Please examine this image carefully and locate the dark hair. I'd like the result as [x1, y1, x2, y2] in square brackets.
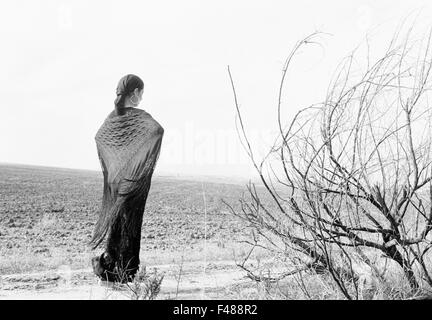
[114, 74, 144, 109]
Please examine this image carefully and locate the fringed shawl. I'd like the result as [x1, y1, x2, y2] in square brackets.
[90, 110, 164, 249]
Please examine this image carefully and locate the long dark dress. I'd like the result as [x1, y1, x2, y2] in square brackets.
[90, 109, 164, 282]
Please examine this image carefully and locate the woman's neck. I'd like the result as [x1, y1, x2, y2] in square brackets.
[115, 106, 131, 116]
[123, 100, 135, 108]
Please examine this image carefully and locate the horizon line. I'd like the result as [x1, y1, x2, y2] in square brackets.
[0, 161, 261, 182]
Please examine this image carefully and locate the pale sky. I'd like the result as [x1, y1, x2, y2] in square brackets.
[1, 0, 431, 178]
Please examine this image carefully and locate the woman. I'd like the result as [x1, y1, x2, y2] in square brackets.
[90, 74, 164, 283]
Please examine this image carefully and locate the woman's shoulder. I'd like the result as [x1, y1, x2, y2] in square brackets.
[107, 107, 145, 119]
[129, 108, 145, 115]
[142, 111, 164, 135]
[107, 110, 117, 119]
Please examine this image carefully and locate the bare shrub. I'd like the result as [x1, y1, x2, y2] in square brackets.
[110, 266, 164, 300]
[225, 25, 432, 299]
[128, 267, 164, 300]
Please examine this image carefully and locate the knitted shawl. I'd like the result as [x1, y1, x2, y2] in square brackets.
[90, 110, 164, 249]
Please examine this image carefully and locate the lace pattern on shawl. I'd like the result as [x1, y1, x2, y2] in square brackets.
[90, 111, 164, 249]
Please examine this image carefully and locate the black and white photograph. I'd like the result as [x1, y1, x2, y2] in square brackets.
[2, 0, 432, 306]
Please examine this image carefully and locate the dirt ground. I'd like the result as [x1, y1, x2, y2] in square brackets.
[0, 163, 275, 299]
[0, 260, 260, 299]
